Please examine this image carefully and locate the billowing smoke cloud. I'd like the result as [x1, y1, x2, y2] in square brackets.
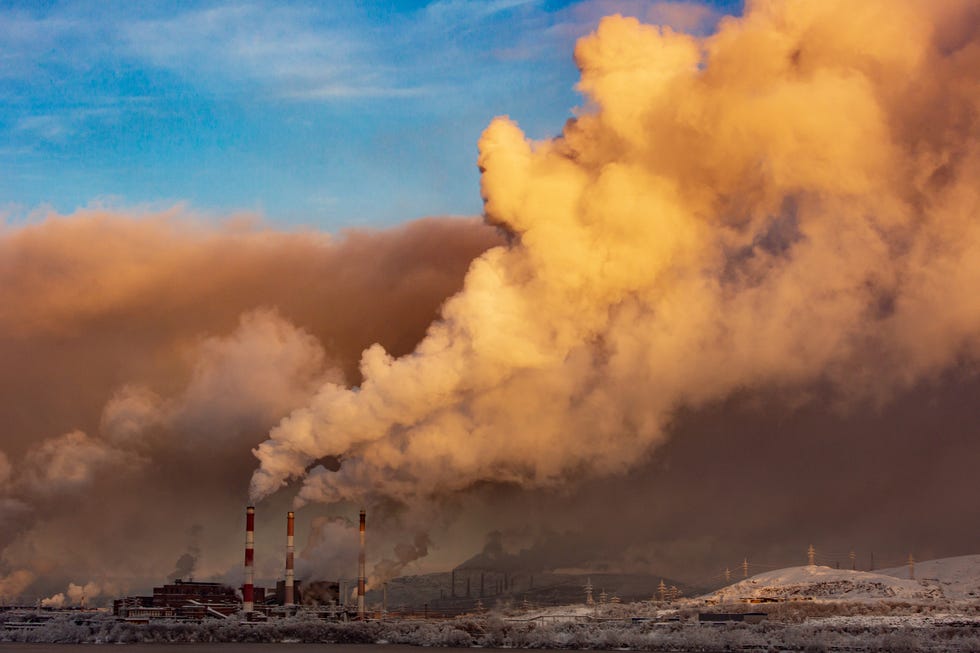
[0, 210, 500, 601]
[2, 0, 979, 604]
[41, 581, 107, 608]
[251, 0, 980, 551]
[67, 581, 102, 605]
[40, 593, 66, 608]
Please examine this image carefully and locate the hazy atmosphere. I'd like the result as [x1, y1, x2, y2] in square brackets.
[1, 0, 978, 610]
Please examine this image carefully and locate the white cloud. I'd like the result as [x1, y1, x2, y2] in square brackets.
[116, 3, 413, 100]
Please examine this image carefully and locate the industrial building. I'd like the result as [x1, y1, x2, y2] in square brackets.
[112, 506, 357, 622]
[113, 580, 239, 621]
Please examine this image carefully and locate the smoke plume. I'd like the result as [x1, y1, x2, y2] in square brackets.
[0, 210, 500, 601]
[2, 0, 979, 602]
[251, 0, 980, 537]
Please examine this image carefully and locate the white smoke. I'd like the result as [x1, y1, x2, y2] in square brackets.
[40, 581, 105, 608]
[250, 0, 980, 523]
[40, 592, 66, 608]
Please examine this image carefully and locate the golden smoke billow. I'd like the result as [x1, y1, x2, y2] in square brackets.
[250, 0, 980, 507]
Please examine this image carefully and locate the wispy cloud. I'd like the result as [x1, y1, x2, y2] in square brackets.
[116, 3, 407, 99]
[0, 1, 729, 104]
[14, 107, 118, 144]
[15, 115, 71, 142]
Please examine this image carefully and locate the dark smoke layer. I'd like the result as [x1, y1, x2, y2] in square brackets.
[0, 210, 501, 602]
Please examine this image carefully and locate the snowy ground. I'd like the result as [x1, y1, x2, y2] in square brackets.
[877, 554, 980, 601]
[707, 564, 944, 602]
[2, 606, 979, 651]
[705, 555, 980, 603]
[1, 556, 977, 650]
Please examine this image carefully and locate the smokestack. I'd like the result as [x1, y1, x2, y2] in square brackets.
[285, 511, 295, 606]
[358, 508, 366, 620]
[243, 505, 255, 614]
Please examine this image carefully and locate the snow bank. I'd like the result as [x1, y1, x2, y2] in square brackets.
[877, 554, 980, 601]
[708, 564, 942, 602]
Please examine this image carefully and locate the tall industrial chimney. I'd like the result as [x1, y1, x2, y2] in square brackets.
[358, 508, 366, 620]
[243, 505, 255, 614]
[285, 511, 295, 606]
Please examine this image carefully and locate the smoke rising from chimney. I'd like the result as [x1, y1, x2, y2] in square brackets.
[250, 0, 980, 522]
[0, 0, 978, 602]
[0, 211, 498, 602]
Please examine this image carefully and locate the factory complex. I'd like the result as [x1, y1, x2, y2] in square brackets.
[110, 506, 353, 623]
[5, 505, 683, 628]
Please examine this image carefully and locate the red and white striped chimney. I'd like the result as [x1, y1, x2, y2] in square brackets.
[358, 508, 366, 620]
[285, 511, 295, 606]
[243, 505, 255, 613]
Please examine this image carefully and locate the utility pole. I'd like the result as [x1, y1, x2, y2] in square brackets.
[808, 544, 816, 567]
[870, 552, 875, 571]
[850, 550, 856, 571]
[908, 553, 915, 580]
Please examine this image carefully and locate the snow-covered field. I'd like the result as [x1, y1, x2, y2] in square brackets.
[708, 564, 942, 602]
[1, 555, 977, 651]
[877, 554, 980, 601]
[706, 555, 980, 603]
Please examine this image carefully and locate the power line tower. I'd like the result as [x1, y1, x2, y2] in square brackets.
[742, 558, 749, 579]
[724, 567, 731, 583]
[908, 553, 915, 580]
[849, 550, 856, 570]
[808, 544, 816, 567]
[658, 579, 667, 602]
[585, 578, 594, 606]
[870, 552, 875, 571]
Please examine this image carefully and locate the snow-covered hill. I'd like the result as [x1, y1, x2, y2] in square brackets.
[707, 565, 943, 602]
[876, 554, 980, 601]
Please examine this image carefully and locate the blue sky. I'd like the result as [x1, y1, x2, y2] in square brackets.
[0, 0, 741, 230]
